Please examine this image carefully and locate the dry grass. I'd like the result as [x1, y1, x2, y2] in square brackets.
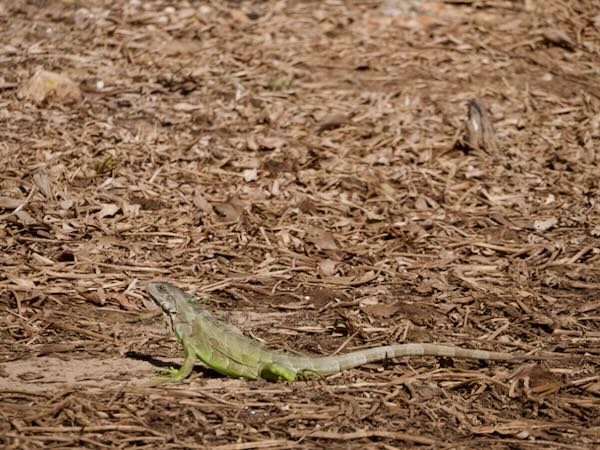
[1, 0, 599, 448]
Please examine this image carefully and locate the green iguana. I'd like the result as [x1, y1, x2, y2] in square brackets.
[147, 281, 546, 382]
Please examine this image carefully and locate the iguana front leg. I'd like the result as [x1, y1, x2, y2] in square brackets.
[155, 336, 196, 382]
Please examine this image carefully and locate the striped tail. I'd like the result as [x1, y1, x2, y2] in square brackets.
[296, 343, 515, 375]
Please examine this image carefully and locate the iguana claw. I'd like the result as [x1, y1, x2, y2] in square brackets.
[153, 366, 185, 382]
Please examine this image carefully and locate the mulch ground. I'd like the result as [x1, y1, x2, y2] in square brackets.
[1, 0, 599, 448]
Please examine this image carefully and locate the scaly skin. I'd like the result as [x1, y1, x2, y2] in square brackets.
[147, 281, 540, 382]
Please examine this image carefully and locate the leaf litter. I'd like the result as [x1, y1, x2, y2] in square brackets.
[1, 0, 599, 448]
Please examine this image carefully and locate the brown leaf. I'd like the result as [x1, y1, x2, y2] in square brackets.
[32, 173, 51, 198]
[12, 210, 37, 225]
[542, 28, 575, 49]
[242, 168, 258, 182]
[395, 303, 431, 326]
[318, 259, 337, 276]
[173, 102, 203, 112]
[98, 203, 120, 218]
[533, 217, 558, 232]
[256, 136, 286, 151]
[323, 270, 377, 286]
[121, 202, 140, 217]
[297, 198, 317, 214]
[112, 293, 141, 311]
[463, 98, 498, 153]
[214, 196, 245, 222]
[130, 197, 163, 211]
[230, 9, 249, 23]
[585, 382, 600, 395]
[159, 39, 204, 56]
[316, 113, 350, 133]
[519, 365, 562, 395]
[193, 189, 214, 214]
[78, 290, 106, 306]
[21, 69, 81, 104]
[414, 196, 429, 210]
[362, 303, 403, 318]
[308, 228, 339, 251]
[7, 277, 36, 289]
[246, 135, 259, 151]
[36, 343, 80, 355]
[0, 197, 23, 209]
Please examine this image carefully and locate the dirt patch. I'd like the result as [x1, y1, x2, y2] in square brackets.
[1, 0, 600, 448]
[0, 356, 151, 393]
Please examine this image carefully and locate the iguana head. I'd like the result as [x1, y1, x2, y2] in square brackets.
[147, 281, 197, 334]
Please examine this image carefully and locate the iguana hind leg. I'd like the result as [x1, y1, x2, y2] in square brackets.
[154, 337, 196, 382]
[259, 362, 297, 381]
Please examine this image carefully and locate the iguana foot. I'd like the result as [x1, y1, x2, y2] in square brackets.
[153, 366, 187, 382]
[296, 369, 323, 382]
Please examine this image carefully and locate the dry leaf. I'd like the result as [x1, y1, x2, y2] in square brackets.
[130, 197, 163, 211]
[79, 291, 106, 306]
[36, 343, 79, 355]
[257, 136, 286, 151]
[13, 210, 36, 225]
[31, 253, 54, 266]
[59, 198, 74, 210]
[8, 277, 36, 289]
[297, 198, 317, 214]
[463, 98, 498, 153]
[246, 135, 259, 151]
[414, 196, 429, 210]
[79, 77, 105, 93]
[318, 259, 337, 276]
[0, 197, 23, 209]
[316, 113, 350, 133]
[354, 270, 378, 285]
[214, 196, 245, 222]
[519, 365, 562, 395]
[230, 9, 249, 23]
[533, 217, 557, 232]
[173, 102, 203, 112]
[324, 270, 377, 286]
[193, 189, 214, 214]
[542, 28, 575, 49]
[362, 303, 403, 318]
[22, 69, 81, 104]
[308, 228, 339, 251]
[33, 173, 51, 198]
[242, 168, 258, 182]
[112, 292, 140, 311]
[159, 39, 204, 56]
[98, 204, 120, 218]
[585, 382, 600, 394]
[121, 202, 140, 217]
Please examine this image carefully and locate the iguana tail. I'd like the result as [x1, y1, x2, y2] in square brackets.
[284, 343, 515, 376]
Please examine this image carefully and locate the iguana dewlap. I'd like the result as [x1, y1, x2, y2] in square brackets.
[147, 281, 541, 382]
